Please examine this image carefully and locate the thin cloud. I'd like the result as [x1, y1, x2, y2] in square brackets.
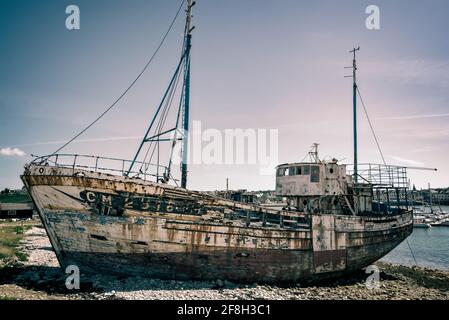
[0, 147, 26, 157]
[0, 136, 141, 149]
[365, 59, 449, 89]
[389, 155, 424, 167]
[378, 113, 449, 120]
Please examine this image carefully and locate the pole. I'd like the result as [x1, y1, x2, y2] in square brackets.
[350, 47, 360, 183]
[181, 0, 194, 188]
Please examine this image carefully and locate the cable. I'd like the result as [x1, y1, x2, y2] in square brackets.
[49, 0, 186, 156]
[139, 63, 184, 174]
[405, 237, 418, 266]
[356, 86, 387, 167]
[357, 86, 396, 187]
[358, 86, 418, 266]
[138, 27, 189, 177]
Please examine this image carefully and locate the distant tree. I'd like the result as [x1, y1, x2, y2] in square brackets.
[1, 188, 10, 195]
[412, 184, 417, 191]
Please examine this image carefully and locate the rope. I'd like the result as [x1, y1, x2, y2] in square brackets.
[139, 62, 184, 174]
[356, 86, 387, 167]
[357, 86, 418, 266]
[405, 236, 418, 266]
[139, 24, 190, 178]
[49, 0, 186, 156]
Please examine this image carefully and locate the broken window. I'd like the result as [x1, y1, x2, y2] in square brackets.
[277, 168, 286, 176]
[302, 165, 310, 175]
[311, 166, 320, 183]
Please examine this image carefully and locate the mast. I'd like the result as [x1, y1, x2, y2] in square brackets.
[126, 1, 194, 183]
[181, 0, 194, 188]
[349, 47, 360, 183]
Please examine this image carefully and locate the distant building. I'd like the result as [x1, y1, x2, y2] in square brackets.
[432, 188, 449, 205]
[408, 187, 449, 206]
[0, 202, 35, 219]
[0, 188, 36, 219]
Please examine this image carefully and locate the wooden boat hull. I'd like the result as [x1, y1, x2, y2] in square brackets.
[22, 164, 413, 283]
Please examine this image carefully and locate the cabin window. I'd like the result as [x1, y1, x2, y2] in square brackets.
[302, 165, 310, 175]
[288, 167, 297, 176]
[277, 168, 286, 176]
[311, 166, 320, 183]
[292, 166, 302, 175]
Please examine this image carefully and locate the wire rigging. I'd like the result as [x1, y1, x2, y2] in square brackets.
[357, 86, 418, 266]
[139, 62, 184, 175]
[356, 86, 387, 167]
[136, 18, 191, 179]
[405, 237, 419, 266]
[49, 0, 186, 157]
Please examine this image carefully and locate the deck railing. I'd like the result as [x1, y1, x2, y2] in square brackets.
[347, 163, 409, 189]
[348, 163, 411, 212]
[31, 154, 172, 182]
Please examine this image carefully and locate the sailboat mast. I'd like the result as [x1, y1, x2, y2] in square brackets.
[181, 0, 194, 188]
[350, 46, 360, 183]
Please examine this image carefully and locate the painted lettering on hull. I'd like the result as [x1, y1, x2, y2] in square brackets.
[79, 191, 203, 216]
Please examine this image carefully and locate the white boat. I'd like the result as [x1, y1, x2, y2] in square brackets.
[413, 216, 432, 228]
[413, 223, 432, 228]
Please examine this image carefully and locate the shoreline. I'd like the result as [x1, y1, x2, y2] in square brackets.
[0, 224, 448, 300]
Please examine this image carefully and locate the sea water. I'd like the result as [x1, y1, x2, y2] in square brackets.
[381, 224, 449, 271]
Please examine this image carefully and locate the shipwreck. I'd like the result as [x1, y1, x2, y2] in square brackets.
[22, 1, 414, 283]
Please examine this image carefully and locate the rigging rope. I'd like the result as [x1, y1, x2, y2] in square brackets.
[49, 0, 186, 156]
[356, 86, 387, 167]
[406, 237, 419, 266]
[139, 62, 184, 175]
[139, 26, 190, 178]
[357, 86, 396, 186]
[167, 83, 186, 176]
[357, 86, 418, 266]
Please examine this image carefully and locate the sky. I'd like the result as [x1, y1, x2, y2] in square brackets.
[1, 0, 449, 191]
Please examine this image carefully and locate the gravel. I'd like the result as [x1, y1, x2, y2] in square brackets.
[1, 224, 448, 300]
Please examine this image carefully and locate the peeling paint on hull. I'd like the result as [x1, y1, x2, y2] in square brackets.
[21, 164, 413, 283]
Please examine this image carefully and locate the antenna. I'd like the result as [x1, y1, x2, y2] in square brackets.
[308, 143, 320, 163]
[345, 46, 360, 182]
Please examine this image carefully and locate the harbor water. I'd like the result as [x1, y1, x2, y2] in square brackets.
[381, 206, 449, 271]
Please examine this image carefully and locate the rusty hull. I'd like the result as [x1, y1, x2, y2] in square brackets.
[21, 164, 413, 283]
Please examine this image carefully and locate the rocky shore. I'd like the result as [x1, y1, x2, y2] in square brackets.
[1, 224, 448, 300]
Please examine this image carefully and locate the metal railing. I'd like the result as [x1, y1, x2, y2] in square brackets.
[347, 163, 411, 213]
[31, 154, 173, 182]
[347, 163, 409, 188]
